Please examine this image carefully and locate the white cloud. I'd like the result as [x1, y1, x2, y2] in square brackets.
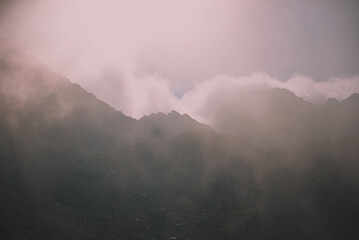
[176, 74, 359, 123]
[2, 0, 359, 124]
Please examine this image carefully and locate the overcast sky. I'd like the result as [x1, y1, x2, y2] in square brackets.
[1, 0, 359, 120]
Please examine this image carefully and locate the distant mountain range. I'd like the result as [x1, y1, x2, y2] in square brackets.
[1, 42, 359, 239]
[215, 88, 359, 149]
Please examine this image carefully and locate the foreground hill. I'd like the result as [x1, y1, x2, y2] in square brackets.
[1, 42, 359, 239]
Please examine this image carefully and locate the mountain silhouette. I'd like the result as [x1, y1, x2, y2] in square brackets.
[1, 43, 359, 239]
[214, 88, 359, 149]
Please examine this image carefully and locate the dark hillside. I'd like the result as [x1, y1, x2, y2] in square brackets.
[1, 44, 359, 239]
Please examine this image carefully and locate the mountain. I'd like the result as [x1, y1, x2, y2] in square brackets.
[0, 40, 204, 149]
[0, 43, 217, 239]
[214, 88, 322, 149]
[320, 93, 359, 141]
[214, 88, 359, 149]
[1, 43, 359, 239]
[0, 41, 139, 150]
[138, 110, 207, 141]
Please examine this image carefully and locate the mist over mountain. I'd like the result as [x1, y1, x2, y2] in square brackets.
[214, 88, 359, 149]
[1, 42, 359, 240]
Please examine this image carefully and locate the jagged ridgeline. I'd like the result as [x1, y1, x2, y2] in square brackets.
[1, 42, 359, 240]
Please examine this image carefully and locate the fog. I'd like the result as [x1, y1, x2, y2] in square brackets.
[1, 43, 359, 238]
[1, 3, 359, 236]
[1, 0, 359, 120]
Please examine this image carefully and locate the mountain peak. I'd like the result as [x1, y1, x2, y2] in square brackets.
[346, 92, 359, 100]
[139, 110, 205, 139]
[322, 97, 339, 107]
[270, 88, 297, 97]
[341, 93, 359, 106]
[326, 97, 339, 103]
[168, 110, 181, 116]
[140, 110, 194, 121]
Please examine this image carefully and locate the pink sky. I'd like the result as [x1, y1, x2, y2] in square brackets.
[1, 0, 359, 120]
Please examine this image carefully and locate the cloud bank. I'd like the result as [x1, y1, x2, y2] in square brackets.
[1, 0, 359, 123]
[180, 74, 359, 123]
[152, 73, 359, 123]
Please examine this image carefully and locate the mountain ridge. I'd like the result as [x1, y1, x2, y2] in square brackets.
[1, 44, 359, 240]
[214, 87, 359, 149]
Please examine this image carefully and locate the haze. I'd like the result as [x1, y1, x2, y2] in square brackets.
[1, 0, 359, 120]
[1, 1, 359, 239]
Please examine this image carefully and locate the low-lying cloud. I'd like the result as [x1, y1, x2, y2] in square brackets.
[1, 0, 359, 123]
[140, 73, 359, 123]
[2, 37, 359, 123]
[65, 65, 359, 123]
